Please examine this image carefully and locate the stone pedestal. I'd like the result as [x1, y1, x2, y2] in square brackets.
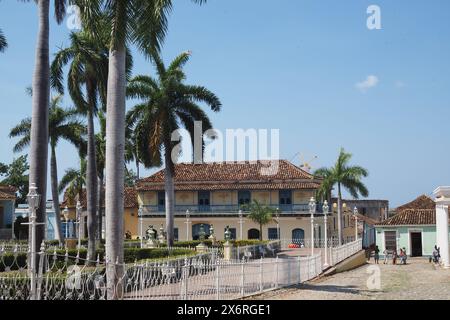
[146, 239, 157, 249]
[196, 242, 208, 254]
[65, 239, 77, 250]
[223, 241, 232, 261]
[434, 186, 450, 269]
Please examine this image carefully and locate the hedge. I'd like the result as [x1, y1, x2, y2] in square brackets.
[0, 247, 197, 272]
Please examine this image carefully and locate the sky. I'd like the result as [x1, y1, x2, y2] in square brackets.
[0, 0, 450, 208]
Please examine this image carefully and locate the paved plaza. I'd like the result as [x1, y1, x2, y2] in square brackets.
[249, 258, 450, 300]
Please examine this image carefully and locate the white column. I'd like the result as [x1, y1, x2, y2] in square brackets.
[434, 186, 450, 269]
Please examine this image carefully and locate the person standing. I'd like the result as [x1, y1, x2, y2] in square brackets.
[392, 250, 398, 265]
[374, 246, 380, 264]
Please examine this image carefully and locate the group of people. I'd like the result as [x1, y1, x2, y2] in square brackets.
[369, 246, 407, 265]
[430, 245, 441, 264]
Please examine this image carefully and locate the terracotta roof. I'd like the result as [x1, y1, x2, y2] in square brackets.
[395, 195, 435, 212]
[62, 187, 137, 209]
[0, 185, 16, 200]
[376, 209, 438, 226]
[137, 160, 321, 191]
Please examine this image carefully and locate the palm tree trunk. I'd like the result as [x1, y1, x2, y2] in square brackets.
[105, 44, 126, 300]
[164, 145, 175, 247]
[50, 144, 64, 243]
[136, 159, 140, 180]
[337, 183, 343, 246]
[259, 224, 263, 241]
[29, 0, 50, 269]
[97, 174, 104, 240]
[86, 83, 98, 262]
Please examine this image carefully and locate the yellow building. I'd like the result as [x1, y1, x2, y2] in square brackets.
[62, 187, 138, 239]
[136, 160, 324, 241]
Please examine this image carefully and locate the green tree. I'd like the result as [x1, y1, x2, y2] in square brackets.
[245, 200, 275, 241]
[59, 158, 87, 204]
[51, 30, 113, 259]
[0, 156, 30, 205]
[126, 51, 221, 246]
[314, 148, 369, 245]
[77, 0, 207, 298]
[9, 95, 86, 243]
[24, 0, 68, 265]
[0, 28, 7, 52]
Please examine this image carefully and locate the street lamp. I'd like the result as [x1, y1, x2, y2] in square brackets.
[26, 183, 42, 300]
[323, 200, 329, 268]
[238, 210, 244, 240]
[139, 205, 144, 248]
[353, 207, 359, 241]
[185, 210, 191, 241]
[276, 208, 280, 240]
[309, 197, 316, 256]
[63, 206, 70, 239]
[76, 201, 82, 249]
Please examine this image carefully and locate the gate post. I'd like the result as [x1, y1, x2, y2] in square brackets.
[215, 260, 220, 300]
[259, 257, 263, 292]
[240, 257, 245, 297]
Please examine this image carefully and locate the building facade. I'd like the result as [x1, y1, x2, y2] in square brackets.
[0, 185, 16, 239]
[375, 195, 450, 257]
[136, 161, 324, 242]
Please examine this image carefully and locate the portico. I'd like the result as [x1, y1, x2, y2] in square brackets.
[433, 186, 450, 268]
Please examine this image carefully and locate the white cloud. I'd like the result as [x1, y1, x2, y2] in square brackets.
[355, 75, 379, 92]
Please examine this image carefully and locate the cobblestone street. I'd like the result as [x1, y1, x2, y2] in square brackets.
[250, 258, 450, 300]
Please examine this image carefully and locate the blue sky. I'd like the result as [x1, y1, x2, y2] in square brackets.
[1, 0, 449, 207]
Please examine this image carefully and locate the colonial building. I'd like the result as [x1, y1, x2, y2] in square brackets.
[136, 160, 323, 241]
[375, 195, 450, 257]
[331, 198, 389, 222]
[0, 185, 16, 240]
[62, 187, 138, 239]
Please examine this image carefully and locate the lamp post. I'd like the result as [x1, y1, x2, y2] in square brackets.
[63, 206, 69, 239]
[323, 200, 329, 268]
[185, 210, 191, 241]
[139, 205, 143, 248]
[25, 183, 43, 300]
[238, 210, 244, 240]
[276, 208, 280, 240]
[309, 197, 316, 256]
[353, 207, 359, 241]
[76, 201, 82, 249]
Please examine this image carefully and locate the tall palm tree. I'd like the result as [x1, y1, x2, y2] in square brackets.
[51, 31, 109, 261]
[59, 158, 87, 208]
[127, 51, 221, 246]
[9, 95, 86, 243]
[0, 28, 7, 52]
[25, 0, 67, 267]
[95, 111, 106, 240]
[77, 0, 207, 298]
[314, 148, 369, 245]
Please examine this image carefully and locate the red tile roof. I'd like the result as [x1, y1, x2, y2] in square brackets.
[376, 209, 438, 226]
[0, 185, 16, 200]
[137, 160, 321, 191]
[62, 187, 137, 209]
[395, 195, 435, 212]
[376, 195, 444, 226]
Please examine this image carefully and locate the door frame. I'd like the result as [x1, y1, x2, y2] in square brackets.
[408, 228, 424, 257]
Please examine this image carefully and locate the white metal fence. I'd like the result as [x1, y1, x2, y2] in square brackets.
[0, 239, 362, 300]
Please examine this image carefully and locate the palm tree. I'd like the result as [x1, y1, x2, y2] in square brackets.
[59, 158, 87, 208]
[76, 0, 207, 298]
[51, 31, 109, 261]
[314, 148, 369, 245]
[246, 200, 275, 241]
[127, 51, 221, 246]
[0, 28, 7, 52]
[95, 111, 106, 240]
[9, 95, 86, 244]
[24, 0, 67, 268]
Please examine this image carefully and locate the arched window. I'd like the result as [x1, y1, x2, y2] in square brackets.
[248, 229, 260, 240]
[292, 228, 305, 242]
[192, 224, 211, 241]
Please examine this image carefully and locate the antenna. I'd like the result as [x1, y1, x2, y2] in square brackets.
[298, 154, 318, 173]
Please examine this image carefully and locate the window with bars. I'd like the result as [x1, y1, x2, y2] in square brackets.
[384, 231, 397, 251]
